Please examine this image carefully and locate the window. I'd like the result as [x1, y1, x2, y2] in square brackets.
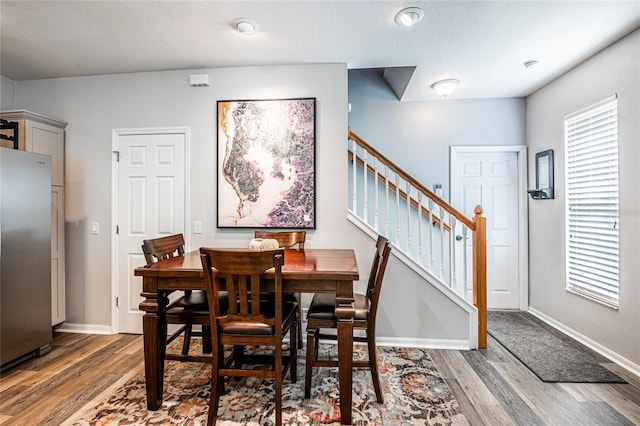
[564, 95, 619, 308]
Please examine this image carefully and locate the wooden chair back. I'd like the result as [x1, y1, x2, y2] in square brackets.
[303, 235, 390, 404]
[365, 235, 391, 322]
[254, 231, 306, 348]
[141, 233, 211, 360]
[200, 248, 286, 338]
[254, 231, 306, 249]
[200, 247, 295, 426]
[142, 234, 185, 265]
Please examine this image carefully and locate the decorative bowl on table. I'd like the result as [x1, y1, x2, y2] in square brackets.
[248, 238, 280, 251]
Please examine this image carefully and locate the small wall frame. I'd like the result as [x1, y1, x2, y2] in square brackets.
[528, 149, 554, 200]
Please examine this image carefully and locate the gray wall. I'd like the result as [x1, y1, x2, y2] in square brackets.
[0, 76, 15, 110]
[5, 63, 471, 344]
[527, 29, 640, 367]
[348, 69, 527, 200]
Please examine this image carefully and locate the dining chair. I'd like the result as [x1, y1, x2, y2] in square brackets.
[142, 233, 212, 360]
[304, 235, 391, 403]
[254, 230, 306, 347]
[200, 248, 298, 426]
[254, 230, 306, 250]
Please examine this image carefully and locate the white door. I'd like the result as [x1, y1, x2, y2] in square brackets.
[114, 129, 187, 333]
[451, 148, 523, 309]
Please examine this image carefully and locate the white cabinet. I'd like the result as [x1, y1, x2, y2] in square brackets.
[0, 110, 67, 325]
[26, 120, 65, 186]
[51, 186, 65, 325]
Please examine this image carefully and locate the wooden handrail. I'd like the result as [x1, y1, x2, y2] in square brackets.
[349, 129, 475, 229]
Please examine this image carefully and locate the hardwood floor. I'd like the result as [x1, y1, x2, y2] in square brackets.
[429, 336, 640, 426]
[0, 332, 638, 425]
[0, 332, 142, 426]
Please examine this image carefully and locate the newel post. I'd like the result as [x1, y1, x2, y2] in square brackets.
[472, 205, 487, 349]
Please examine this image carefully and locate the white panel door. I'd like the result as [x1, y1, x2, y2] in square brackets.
[115, 130, 186, 333]
[452, 151, 520, 309]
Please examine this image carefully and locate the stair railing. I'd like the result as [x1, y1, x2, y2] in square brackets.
[348, 129, 487, 348]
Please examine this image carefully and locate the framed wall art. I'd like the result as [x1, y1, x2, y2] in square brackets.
[217, 98, 316, 228]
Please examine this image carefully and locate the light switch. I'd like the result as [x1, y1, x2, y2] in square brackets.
[91, 222, 99, 235]
[193, 220, 202, 234]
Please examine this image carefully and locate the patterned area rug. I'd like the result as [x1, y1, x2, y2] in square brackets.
[69, 343, 467, 425]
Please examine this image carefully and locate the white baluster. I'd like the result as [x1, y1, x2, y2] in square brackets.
[406, 181, 412, 256]
[363, 149, 368, 222]
[385, 165, 390, 238]
[439, 209, 446, 282]
[351, 139, 357, 213]
[428, 198, 434, 272]
[418, 192, 423, 265]
[462, 226, 469, 299]
[450, 216, 457, 292]
[373, 157, 379, 231]
[395, 174, 401, 246]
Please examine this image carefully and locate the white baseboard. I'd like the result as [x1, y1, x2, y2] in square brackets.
[528, 308, 640, 378]
[55, 323, 471, 351]
[55, 322, 114, 335]
[305, 334, 470, 350]
[376, 336, 471, 350]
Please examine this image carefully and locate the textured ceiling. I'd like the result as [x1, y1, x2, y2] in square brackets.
[1, 1, 638, 100]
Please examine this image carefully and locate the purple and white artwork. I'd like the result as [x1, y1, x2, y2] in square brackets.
[217, 98, 316, 228]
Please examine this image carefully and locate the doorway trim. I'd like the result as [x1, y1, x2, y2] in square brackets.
[450, 145, 529, 310]
[110, 127, 191, 333]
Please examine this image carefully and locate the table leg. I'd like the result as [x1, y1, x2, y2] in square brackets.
[335, 289, 355, 425]
[140, 287, 168, 410]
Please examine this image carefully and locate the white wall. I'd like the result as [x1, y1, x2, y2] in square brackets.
[527, 29, 640, 367]
[8, 63, 471, 345]
[348, 69, 527, 200]
[0, 76, 15, 110]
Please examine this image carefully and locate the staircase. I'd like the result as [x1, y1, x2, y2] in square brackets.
[347, 129, 487, 348]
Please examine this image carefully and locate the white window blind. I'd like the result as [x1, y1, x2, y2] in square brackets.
[564, 95, 619, 308]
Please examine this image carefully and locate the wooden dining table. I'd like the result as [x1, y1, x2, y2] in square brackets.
[135, 247, 359, 425]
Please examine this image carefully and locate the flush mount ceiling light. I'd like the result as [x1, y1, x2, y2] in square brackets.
[232, 18, 259, 35]
[431, 79, 460, 98]
[394, 7, 424, 27]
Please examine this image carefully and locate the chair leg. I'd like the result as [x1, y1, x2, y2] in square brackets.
[202, 325, 212, 354]
[290, 319, 298, 383]
[208, 345, 223, 426]
[313, 327, 320, 356]
[304, 328, 316, 398]
[233, 345, 244, 368]
[181, 325, 193, 356]
[275, 343, 283, 426]
[367, 332, 384, 404]
[297, 294, 303, 348]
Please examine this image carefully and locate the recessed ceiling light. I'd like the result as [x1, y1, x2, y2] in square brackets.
[232, 18, 259, 35]
[394, 7, 424, 27]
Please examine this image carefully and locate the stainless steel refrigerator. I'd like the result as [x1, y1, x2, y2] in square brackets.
[0, 147, 52, 369]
